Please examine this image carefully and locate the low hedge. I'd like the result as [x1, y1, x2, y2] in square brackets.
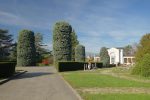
[0, 62, 16, 78]
[58, 62, 102, 72]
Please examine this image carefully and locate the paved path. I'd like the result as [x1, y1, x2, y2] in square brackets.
[0, 67, 81, 100]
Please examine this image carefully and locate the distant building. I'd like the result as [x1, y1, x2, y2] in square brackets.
[94, 56, 100, 62]
[107, 47, 135, 65]
[86, 53, 100, 62]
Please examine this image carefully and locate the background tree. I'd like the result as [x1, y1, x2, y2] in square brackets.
[135, 33, 150, 62]
[71, 30, 79, 61]
[35, 33, 48, 63]
[100, 47, 110, 67]
[53, 21, 72, 67]
[0, 29, 14, 60]
[75, 44, 85, 62]
[123, 44, 137, 56]
[132, 33, 150, 77]
[9, 42, 17, 61]
[17, 30, 36, 66]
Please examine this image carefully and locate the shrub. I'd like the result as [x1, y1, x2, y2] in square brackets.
[75, 45, 85, 62]
[132, 53, 150, 77]
[17, 30, 36, 66]
[0, 62, 16, 78]
[42, 59, 49, 65]
[58, 62, 102, 72]
[53, 21, 72, 68]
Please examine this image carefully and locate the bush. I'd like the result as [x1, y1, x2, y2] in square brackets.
[53, 21, 72, 67]
[0, 62, 16, 78]
[132, 53, 150, 77]
[17, 30, 36, 66]
[58, 62, 102, 72]
[75, 45, 85, 62]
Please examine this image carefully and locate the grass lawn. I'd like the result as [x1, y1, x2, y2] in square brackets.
[81, 93, 150, 100]
[61, 67, 150, 100]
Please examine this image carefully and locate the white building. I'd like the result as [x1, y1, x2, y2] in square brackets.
[107, 48, 124, 65]
[107, 47, 135, 65]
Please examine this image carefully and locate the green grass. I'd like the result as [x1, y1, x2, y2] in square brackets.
[61, 67, 150, 100]
[62, 72, 150, 88]
[81, 93, 150, 100]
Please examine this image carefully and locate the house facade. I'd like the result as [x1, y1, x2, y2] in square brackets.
[107, 48, 124, 65]
[107, 47, 135, 65]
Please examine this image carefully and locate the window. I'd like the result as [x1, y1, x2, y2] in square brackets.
[111, 57, 115, 64]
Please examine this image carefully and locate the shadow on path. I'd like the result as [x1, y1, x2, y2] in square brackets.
[14, 72, 54, 80]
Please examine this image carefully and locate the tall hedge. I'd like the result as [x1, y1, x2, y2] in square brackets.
[75, 45, 85, 62]
[100, 47, 110, 67]
[17, 30, 36, 66]
[53, 21, 72, 67]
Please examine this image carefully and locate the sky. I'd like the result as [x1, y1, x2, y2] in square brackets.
[0, 0, 150, 53]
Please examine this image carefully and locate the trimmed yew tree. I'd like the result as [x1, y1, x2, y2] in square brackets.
[75, 45, 85, 62]
[53, 21, 72, 67]
[17, 30, 36, 66]
[100, 47, 110, 67]
[71, 30, 79, 61]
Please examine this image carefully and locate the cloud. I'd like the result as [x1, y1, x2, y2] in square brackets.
[1, 0, 150, 53]
[0, 10, 50, 30]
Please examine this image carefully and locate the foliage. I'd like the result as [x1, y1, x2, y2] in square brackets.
[0, 29, 14, 60]
[17, 29, 36, 66]
[132, 53, 150, 77]
[71, 30, 79, 61]
[132, 33, 150, 77]
[42, 58, 49, 65]
[75, 45, 85, 62]
[35, 33, 48, 63]
[100, 47, 110, 67]
[123, 45, 135, 56]
[53, 21, 72, 67]
[9, 43, 17, 61]
[135, 33, 150, 62]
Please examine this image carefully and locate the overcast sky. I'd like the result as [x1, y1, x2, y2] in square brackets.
[1, 0, 150, 53]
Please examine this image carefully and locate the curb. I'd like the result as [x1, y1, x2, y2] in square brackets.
[0, 71, 27, 85]
[59, 73, 83, 100]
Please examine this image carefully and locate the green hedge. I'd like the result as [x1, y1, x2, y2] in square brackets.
[58, 62, 103, 72]
[0, 62, 16, 78]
